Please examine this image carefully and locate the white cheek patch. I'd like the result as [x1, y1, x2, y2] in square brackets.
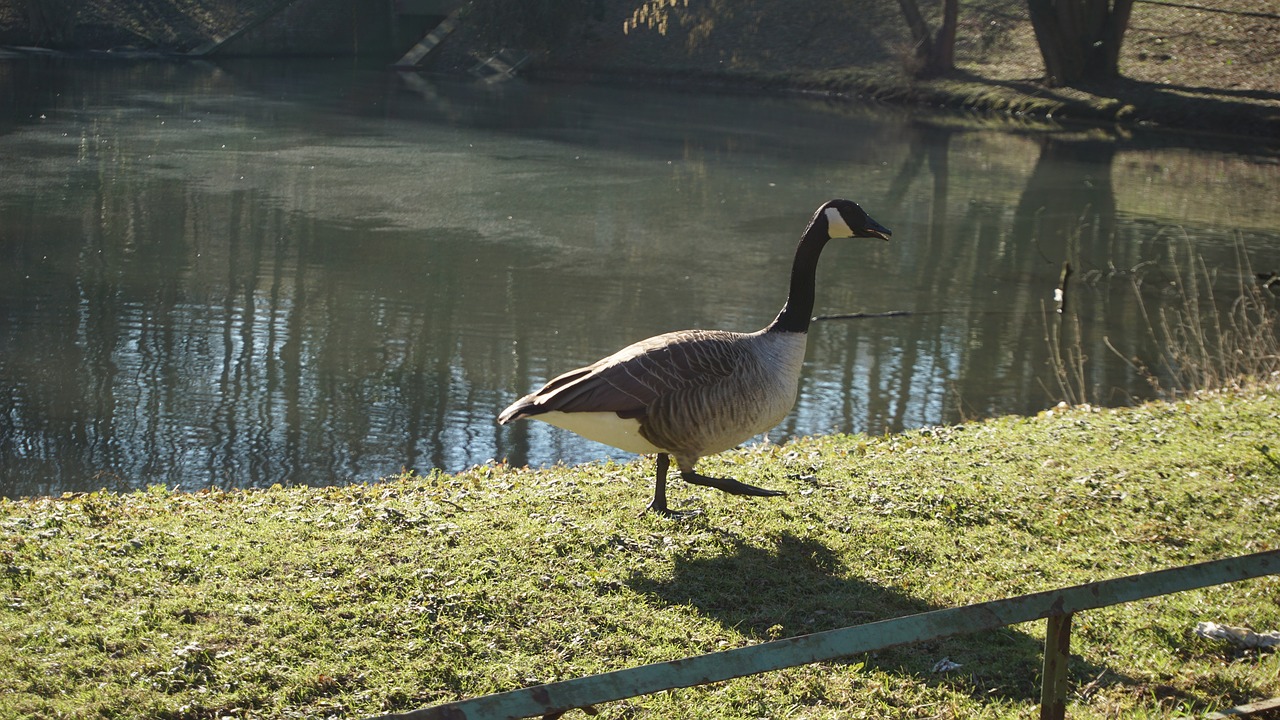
[824, 207, 855, 238]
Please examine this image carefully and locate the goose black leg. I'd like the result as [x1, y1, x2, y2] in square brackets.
[644, 453, 702, 519]
[680, 468, 786, 498]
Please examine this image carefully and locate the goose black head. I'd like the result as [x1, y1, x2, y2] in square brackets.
[820, 199, 892, 241]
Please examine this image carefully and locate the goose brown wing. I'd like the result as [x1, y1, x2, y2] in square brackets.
[499, 330, 748, 423]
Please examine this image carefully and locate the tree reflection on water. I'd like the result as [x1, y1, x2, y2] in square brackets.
[1, 58, 1277, 497]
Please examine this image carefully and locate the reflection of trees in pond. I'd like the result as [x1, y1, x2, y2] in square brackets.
[884, 123, 957, 431]
[2, 72, 1277, 496]
[806, 128, 1192, 437]
[1012, 138, 1120, 407]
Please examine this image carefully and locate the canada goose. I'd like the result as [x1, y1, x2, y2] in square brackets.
[498, 199, 892, 516]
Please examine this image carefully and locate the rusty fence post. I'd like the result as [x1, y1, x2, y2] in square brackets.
[1040, 612, 1073, 720]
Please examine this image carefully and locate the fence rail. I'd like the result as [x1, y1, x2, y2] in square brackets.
[370, 549, 1280, 720]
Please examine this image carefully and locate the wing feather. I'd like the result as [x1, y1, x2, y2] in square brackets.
[498, 330, 751, 424]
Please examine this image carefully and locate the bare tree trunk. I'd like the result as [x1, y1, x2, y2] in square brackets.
[933, 0, 957, 69]
[22, 0, 82, 47]
[1027, 0, 1135, 86]
[896, 0, 958, 79]
[897, 0, 934, 66]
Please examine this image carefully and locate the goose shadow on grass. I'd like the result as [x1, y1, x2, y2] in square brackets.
[622, 531, 1226, 709]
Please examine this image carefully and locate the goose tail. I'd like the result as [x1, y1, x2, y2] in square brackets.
[497, 397, 535, 425]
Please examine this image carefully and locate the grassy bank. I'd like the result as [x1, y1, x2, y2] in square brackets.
[2, 386, 1278, 718]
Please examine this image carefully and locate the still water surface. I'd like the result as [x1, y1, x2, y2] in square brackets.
[2, 57, 1278, 497]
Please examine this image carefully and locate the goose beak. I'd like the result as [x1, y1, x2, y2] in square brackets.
[863, 216, 892, 241]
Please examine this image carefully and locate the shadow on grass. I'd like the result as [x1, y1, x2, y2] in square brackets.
[623, 531, 1237, 708]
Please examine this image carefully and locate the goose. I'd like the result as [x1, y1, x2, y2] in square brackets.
[498, 199, 891, 517]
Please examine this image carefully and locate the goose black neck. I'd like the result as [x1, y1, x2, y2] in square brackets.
[767, 223, 830, 334]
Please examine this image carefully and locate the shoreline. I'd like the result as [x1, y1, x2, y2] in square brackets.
[6, 42, 1278, 144]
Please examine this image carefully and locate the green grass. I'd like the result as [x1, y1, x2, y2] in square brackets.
[2, 386, 1279, 719]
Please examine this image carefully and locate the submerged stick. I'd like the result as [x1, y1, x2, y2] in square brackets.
[1055, 261, 1072, 315]
[813, 310, 1021, 322]
[812, 310, 916, 321]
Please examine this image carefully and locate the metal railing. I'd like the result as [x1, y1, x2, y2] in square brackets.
[371, 549, 1280, 720]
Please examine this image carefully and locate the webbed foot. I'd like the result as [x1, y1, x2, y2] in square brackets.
[641, 499, 704, 520]
[681, 471, 786, 498]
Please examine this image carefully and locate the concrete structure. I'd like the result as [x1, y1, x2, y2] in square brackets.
[193, 0, 464, 60]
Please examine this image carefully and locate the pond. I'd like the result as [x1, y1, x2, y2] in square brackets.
[1, 56, 1278, 498]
